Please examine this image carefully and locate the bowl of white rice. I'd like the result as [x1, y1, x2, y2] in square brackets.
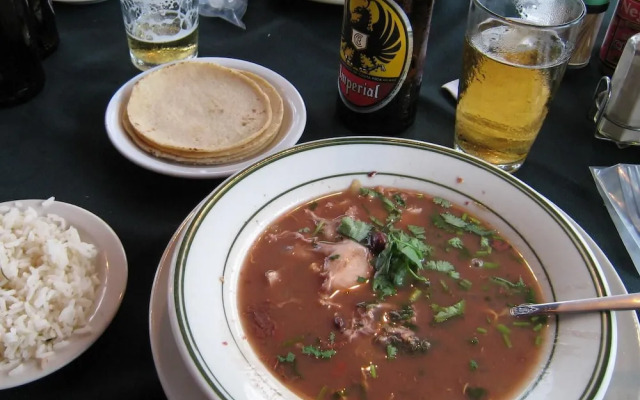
[0, 198, 127, 389]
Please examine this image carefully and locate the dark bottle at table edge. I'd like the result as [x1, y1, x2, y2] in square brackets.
[336, 0, 435, 136]
[0, 0, 46, 107]
[27, 0, 59, 58]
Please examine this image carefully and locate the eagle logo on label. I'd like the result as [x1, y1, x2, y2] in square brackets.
[338, 0, 412, 111]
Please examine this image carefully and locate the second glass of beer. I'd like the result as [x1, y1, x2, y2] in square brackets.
[454, 0, 585, 173]
[120, 0, 199, 71]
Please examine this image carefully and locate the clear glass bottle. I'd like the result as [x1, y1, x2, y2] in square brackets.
[568, 0, 609, 68]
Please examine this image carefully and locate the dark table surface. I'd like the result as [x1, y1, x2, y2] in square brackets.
[1, 0, 639, 399]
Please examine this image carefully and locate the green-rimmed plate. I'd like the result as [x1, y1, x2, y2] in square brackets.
[168, 137, 616, 399]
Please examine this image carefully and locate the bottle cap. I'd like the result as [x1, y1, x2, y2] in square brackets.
[584, 0, 609, 13]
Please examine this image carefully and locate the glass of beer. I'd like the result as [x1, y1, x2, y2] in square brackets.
[454, 0, 585, 173]
[120, 0, 199, 71]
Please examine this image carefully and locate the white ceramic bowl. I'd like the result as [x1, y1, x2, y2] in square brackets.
[167, 137, 616, 400]
[0, 199, 127, 389]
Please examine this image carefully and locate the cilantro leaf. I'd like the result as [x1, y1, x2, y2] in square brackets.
[392, 264, 410, 287]
[359, 187, 399, 214]
[359, 187, 403, 228]
[433, 197, 452, 208]
[392, 193, 406, 208]
[466, 386, 488, 399]
[425, 258, 461, 279]
[357, 188, 439, 298]
[425, 260, 455, 273]
[398, 240, 424, 267]
[441, 213, 468, 228]
[367, 363, 378, 379]
[381, 196, 399, 213]
[374, 244, 394, 276]
[302, 345, 336, 359]
[439, 213, 495, 237]
[431, 300, 466, 323]
[373, 230, 431, 298]
[466, 223, 494, 236]
[312, 220, 325, 236]
[525, 287, 537, 304]
[373, 274, 397, 298]
[386, 210, 401, 225]
[277, 352, 296, 363]
[359, 187, 378, 198]
[459, 279, 472, 290]
[370, 215, 385, 227]
[338, 217, 372, 242]
[276, 351, 302, 378]
[386, 344, 398, 359]
[491, 276, 526, 290]
[398, 231, 432, 258]
[407, 225, 426, 240]
[448, 237, 464, 249]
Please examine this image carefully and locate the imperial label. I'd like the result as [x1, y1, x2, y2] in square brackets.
[338, 0, 413, 112]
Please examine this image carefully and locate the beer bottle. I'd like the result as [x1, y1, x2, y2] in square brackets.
[0, 0, 46, 107]
[27, 0, 60, 58]
[336, 0, 435, 135]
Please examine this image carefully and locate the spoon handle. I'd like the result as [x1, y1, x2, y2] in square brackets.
[510, 293, 640, 317]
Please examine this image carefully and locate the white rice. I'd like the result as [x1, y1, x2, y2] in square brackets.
[0, 198, 99, 375]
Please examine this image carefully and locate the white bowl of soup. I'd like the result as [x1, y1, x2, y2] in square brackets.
[168, 137, 616, 400]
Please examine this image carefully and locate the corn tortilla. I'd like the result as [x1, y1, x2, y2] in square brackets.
[125, 62, 273, 154]
[121, 62, 286, 165]
[122, 109, 280, 165]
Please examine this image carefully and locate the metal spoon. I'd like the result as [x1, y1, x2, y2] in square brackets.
[510, 293, 640, 317]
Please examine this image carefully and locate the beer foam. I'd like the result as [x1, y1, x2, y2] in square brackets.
[472, 25, 568, 68]
[127, 9, 198, 43]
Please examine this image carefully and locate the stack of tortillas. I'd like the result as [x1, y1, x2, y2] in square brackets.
[122, 61, 284, 165]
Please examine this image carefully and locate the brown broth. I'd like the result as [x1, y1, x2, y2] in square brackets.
[238, 186, 547, 400]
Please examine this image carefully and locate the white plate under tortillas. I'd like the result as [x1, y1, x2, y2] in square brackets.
[105, 58, 306, 179]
